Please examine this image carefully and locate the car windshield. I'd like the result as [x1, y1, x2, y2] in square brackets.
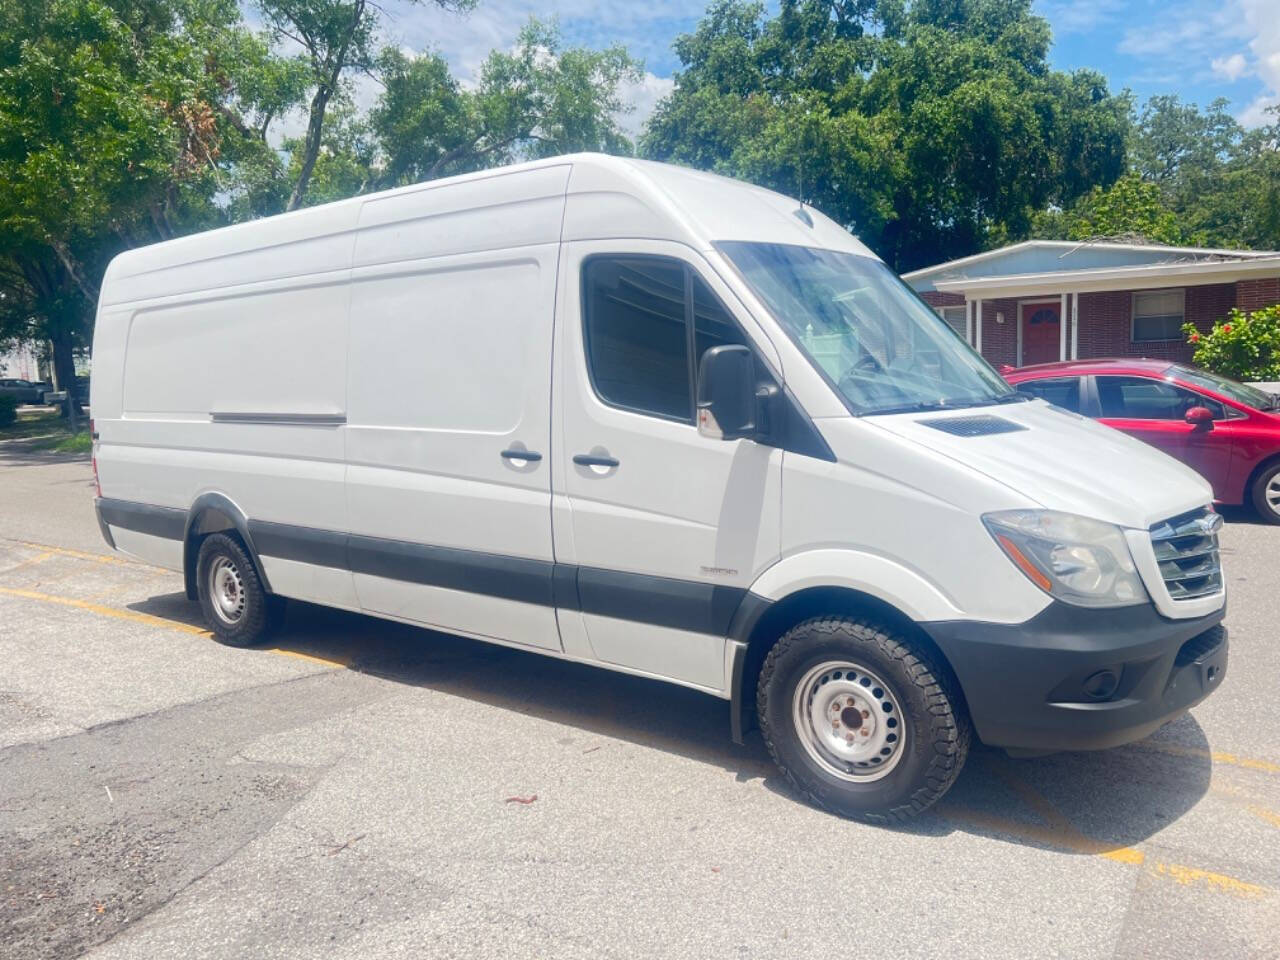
[717, 242, 1016, 415]
[1171, 365, 1278, 411]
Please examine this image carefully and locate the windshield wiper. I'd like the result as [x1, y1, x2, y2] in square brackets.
[994, 393, 1031, 404]
[859, 399, 996, 417]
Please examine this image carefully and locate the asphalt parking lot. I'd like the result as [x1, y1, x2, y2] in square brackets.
[2, 446, 1278, 960]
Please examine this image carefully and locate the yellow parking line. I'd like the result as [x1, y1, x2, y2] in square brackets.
[981, 757, 1145, 865]
[1155, 863, 1269, 898]
[1127, 740, 1280, 776]
[0, 585, 347, 668]
[1, 538, 137, 566]
[1247, 805, 1280, 830]
[0, 585, 210, 635]
[954, 757, 1273, 899]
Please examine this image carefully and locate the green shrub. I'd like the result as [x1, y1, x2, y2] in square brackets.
[0, 395, 16, 428]
[1184, 304, 1280, 382]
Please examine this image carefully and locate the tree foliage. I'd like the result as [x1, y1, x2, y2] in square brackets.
[252, 0, 475, 211]
[0, 0, 260, 397]
[371, 20, 640, 188]
[1041, 96, 1280, 251]
[0, 1, 637, 392]
[642, 0, 1130, 271]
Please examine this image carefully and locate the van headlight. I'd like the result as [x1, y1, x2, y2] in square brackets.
[983, 510, 1148, 608]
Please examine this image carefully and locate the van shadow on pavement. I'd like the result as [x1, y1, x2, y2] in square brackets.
[126, 590, 1213, 855]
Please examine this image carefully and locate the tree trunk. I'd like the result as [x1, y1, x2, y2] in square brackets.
[50, 328, 82, 421]
[286, 86, 332, 212]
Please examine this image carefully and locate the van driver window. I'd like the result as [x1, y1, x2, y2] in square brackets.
[582, 257, 693, 422]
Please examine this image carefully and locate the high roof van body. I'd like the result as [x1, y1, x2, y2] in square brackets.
[91, 155, 1227, 819]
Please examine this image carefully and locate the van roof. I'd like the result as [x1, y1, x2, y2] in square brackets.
[99, 154, 877, 308]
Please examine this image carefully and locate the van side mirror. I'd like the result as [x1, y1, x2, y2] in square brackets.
[1185, 405, 1215, 430]
[697, 345, 756, 441]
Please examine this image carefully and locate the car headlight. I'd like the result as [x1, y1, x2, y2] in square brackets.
[983, 510, 1147, 608]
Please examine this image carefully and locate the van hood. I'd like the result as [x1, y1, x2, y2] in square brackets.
[862, 400, 1212, 530]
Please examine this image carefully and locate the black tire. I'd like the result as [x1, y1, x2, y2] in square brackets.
[757, 616, 970, 823]
[1250, 461, 1280, 525]
[195, 532, 273, 647]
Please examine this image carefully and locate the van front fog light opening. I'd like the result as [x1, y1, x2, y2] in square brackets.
[984, 510, 1148, 609]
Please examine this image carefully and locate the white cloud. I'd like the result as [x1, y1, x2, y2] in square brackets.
[1238, 0, 1280, 125]
[1114, 0, 1278, 127]
[375, 0, 700, 80]
[1033, 0, 1123, 36]
[1238, 92, 1278, 126]
[616, 72, 675, 139]
[1211, 52, 1248, 82]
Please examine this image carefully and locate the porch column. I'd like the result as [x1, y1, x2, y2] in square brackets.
[975, 299, 983, 354]
[1059, 292, 1068, 361]
[1071, 293, 1079, 360]
[965, 299, 973, 345]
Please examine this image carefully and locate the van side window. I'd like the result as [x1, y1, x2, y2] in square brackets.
[583, 257, 692, 421]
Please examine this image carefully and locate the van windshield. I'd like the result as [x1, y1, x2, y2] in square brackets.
[717, 242, 1017, 415]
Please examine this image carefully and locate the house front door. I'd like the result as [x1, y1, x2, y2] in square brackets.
[1022, 303, 1061, 365]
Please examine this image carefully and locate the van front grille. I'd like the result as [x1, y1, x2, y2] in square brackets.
[1149, 508, 1223, 601]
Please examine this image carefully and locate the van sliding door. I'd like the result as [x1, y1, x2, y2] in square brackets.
[343, 167, 568, 650]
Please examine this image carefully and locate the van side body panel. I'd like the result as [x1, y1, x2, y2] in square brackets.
[343, 166, 569, 650]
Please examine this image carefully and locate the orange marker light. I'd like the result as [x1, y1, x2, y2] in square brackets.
[995, 534, 1053, 593]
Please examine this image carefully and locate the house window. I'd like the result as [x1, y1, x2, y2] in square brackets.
[1132, 290, 1185, 342]
[934, 306, 967, 338]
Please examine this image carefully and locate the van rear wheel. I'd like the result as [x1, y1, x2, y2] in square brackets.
[757, 616, 970, 822]
[196, 533, 272, 647]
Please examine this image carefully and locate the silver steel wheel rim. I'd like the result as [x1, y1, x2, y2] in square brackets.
[792, 660, 906, 782]
[1267, 475, 1280, 514]
[208, 556, 246, 626]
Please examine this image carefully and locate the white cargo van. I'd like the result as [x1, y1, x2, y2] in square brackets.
[90, 154, 1227, 820]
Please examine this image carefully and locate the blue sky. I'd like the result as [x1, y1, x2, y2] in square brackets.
[318, 0, 1280, 135]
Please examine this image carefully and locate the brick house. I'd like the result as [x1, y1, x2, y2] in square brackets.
[904, 241, 1280, 369]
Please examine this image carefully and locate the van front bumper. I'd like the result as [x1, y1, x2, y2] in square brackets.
[923, 601, 1227, 753]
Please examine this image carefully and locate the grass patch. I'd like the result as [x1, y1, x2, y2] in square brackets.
[0, 407, 64, 440]
[0, 407, 92, 453]
[29, 430, 93, 454]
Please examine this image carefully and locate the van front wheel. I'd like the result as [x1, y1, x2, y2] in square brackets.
[196, 533, 272, 647]
[757, 616, 970, 822]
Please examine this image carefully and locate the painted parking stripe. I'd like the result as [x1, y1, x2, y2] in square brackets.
[0, 585, 348, 668]
[940, 756, 1274, 900]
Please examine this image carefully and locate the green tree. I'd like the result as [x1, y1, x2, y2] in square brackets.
[1036, 172, 1189, 245]
[0, 0, 236, 397]
[251, 0, 474, 211]
[642, 0, 1129, 271]
[0, 0, 310, 399]
[370, 20, 642, 188]
[1121, 96, 1280, 251]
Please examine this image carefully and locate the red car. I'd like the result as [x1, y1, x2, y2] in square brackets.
[1005, 359, 1280, 524]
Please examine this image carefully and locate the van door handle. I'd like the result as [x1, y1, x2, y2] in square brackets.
[500, 448, 542, 462]
[573, 454, 619, 468]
